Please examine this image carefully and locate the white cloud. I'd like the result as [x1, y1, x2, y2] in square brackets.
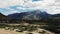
[0, 0, 60, 15]
[0, 0, 54, 8]
[0, 0, 24, 8]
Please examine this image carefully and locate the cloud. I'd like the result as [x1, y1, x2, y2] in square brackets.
[0, 0, 60, 15]
[0, 0, 24, 8]
[0, 0, 54, 8]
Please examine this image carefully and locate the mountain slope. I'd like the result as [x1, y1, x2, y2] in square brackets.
[8, 10, 51, 20]
[0, 13, 8, 19]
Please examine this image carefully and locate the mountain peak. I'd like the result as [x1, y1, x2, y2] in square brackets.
[8, 10, 49, 20]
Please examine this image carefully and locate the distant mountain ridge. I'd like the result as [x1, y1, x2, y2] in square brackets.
[0, 10, 60, 21]
[7, 10, 53, 20]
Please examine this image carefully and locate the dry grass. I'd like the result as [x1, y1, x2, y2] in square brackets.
[0, 28, 25, 34]
[0, 28, 55, 34]
[0, 23, 55, 34]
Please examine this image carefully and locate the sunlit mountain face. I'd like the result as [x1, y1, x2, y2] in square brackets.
[7, 10, 51, 20]
[7, 10, 60, 21]
[0, 0, 60, 15]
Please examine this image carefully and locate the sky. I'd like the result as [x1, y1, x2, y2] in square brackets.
[0, 0, 60, 15]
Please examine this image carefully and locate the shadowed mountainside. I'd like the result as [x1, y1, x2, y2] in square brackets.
[8, 10, 51, 20]
[0, 13, 8, 19]
[7, 10, 60, 22]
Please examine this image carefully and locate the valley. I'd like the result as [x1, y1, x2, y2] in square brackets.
[0, 10, 60, 34]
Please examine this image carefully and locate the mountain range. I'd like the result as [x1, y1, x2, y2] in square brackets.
[7, 10, 60, 20]
[0, 10, 60, 21]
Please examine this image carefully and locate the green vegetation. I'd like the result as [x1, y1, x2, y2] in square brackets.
[0, 24, 37, 32]
[0, 24, 10, 28]
[28, 33, 33, 34]
[0, 21, 60, 33]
